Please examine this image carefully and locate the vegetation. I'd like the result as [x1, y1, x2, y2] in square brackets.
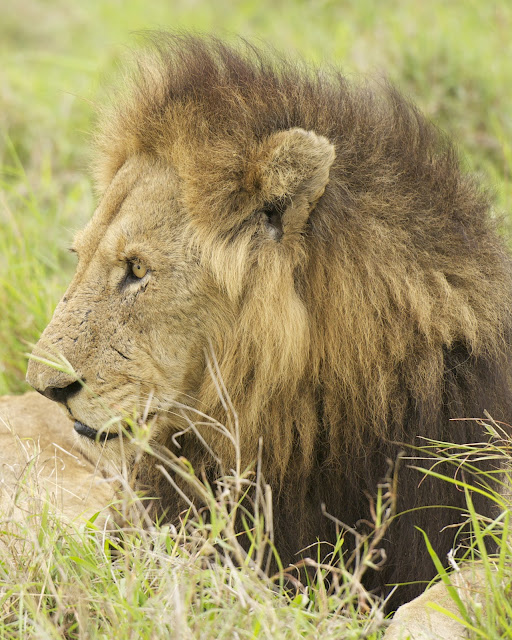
[0, 404, 391, 639]
[1, 411, 512, 638]
[1, 1, 511, 638]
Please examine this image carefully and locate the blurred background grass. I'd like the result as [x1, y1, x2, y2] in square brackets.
[1, 0, 511, 394]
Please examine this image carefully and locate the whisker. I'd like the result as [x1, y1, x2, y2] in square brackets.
[126, 378, 205, 407]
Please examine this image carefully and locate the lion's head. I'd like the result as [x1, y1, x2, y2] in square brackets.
[26, 121, 334, 474]
[26, 35, 512, 607]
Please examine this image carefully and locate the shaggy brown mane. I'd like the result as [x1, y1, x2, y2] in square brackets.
[96, 34, 512, 605]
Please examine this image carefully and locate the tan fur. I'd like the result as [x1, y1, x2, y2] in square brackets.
[0, 392, 114, 525]
[25, 35, 512, 606]
[383, 567, 488, 640]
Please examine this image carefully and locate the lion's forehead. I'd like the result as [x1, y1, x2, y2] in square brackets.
[75, 158, 186, 263]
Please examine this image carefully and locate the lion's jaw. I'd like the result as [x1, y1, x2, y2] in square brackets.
[26, 156, 221, 465]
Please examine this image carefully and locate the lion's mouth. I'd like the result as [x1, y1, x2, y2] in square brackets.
[74, 420, 120, 442]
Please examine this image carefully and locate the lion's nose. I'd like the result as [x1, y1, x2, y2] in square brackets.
[37, 380, 83, 404]
[26, 355, 84, 405]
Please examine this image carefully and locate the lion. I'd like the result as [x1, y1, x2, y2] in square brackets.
[0, 392, 115, 526]
[25, 34, 512, 609]
[382, 565, 488, 640]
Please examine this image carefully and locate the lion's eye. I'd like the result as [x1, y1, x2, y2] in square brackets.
[131, 262, 148, 279]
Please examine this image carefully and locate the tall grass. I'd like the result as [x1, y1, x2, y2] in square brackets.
[2, 357, 511, 637]
[2, 402, 512, 638]
[0, 380, 392, 639]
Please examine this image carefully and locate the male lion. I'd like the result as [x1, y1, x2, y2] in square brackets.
[26, 35, 512, 608]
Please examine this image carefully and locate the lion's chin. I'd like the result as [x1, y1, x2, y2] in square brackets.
[73, 420, 120, 442]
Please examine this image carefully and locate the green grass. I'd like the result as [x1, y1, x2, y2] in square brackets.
[2, 418, 512, 639]
[1, 1, 512, 637]
[1, 406, 391, 639]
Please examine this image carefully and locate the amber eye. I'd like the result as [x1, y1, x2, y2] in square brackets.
[131, 262, 148, 279]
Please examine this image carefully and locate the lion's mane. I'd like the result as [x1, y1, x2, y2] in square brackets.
[95, 35, 512, 605]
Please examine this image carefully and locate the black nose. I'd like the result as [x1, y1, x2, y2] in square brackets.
[38, 380, 83, 404]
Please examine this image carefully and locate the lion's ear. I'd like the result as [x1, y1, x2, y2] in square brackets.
[248, 127, 335, 236]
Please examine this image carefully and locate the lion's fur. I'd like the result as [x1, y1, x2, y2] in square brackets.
[27, 34, 512, 607]
[0, 393, 114, 525]
[383, 566, 488, 640]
